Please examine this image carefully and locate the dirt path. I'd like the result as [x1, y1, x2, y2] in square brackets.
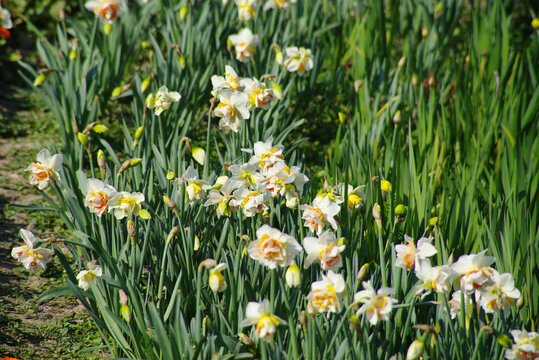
[0, 88, 110, 359]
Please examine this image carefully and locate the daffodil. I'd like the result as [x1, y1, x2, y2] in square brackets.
[316, 182, 344, 205]
[214, 90, 250, 132]
[414, 259, 454, 298]
[303, 230, 345, 271]
[338, 184, 366, 210]
[478, 270, 520, 313]
[146, 86, 181, 116]
[182, 166, 211, 203]
[76, 261, 103, 291]
[108, 191, 145, 219]
[211, 65, 242, 97]
[247, 225, 302, 269]
[25, 149, 63, 190]
[204, 178, 237, 217]
[306, 271, 346, 316]
[0, 4, 13, 39]
[228, 163, 264, 188]
[354, 280, 397, 325]
[299, 195, 340, 235]
[241, 78, 275, 110]
[505, 330, 539, 360]
[234, 187, 271, 217]
[229, 28, 258, 62]
[285, 261, 301, 287]
[447, 290, 474, 320]
[248, 137, 285, 172]
[395, 235, 437, 271]
[451, 250, 496, 294]
[240, 299, 286, 342]
[236, 0, 256, 21]
[84, 178, 117, 216]
[85, 0, 127, 24]
[283, 47, 313, 75]
[208, 263, 228, 292]
[11, 229, 54, 272]
[263, 0, 296, 11]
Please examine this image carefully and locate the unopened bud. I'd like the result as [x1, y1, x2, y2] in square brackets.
[141, 41, 151, 50]
[271, 81, 283, 100]
[97, 150, 106, 175]
[372, 203, 382, 227]
[192, 147, 205, 165]
[69, 49, 77, 60]
[111, 86, 123, 98]
[129, 158, 142, 167]
[275, 50, 283, 65]
[354, 80, 363, 92]
[194, 235, 200, 251]
[349, 314, 362, 334]
[118, 160, 130, 176]
[397, 56, 406, 69]
[356, 263, 370, 284]
[33, 74, 47, 87]
[179, 6, 188, 20]
[134, 126, 144, 140]
[392, 110, 402, 126]
[163, 194, 178, 212]
[121, 304, 131, 322]
[127, 220, 137, 240]
[299, 311, 307, 328]
[533, 18, 539, 30]
[285, 262, 301, 287]
[166, 226, 179, 245]
[421, 27, 428, 39]
[119, 289, 129, 305]
[380, 180, 392, 193]
[140, 77, 151, 93]
[395, 204, 407, 217]
[238, 333, 255, 348]
[92, 124, 108, 133]
[497, 333, 512, 348]
[338, 112, 347, 124]
[77, 132, 89, 146]
[166, 170, 176, 180]
[428, 217, 438, 227]
[406, 339, 425, 360]
[199, 258, 217, 269]
[103, 23, 112, 35]
[179, 55, 186, 69]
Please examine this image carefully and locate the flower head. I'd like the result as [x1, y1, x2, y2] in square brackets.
[146, 86, 181, 116]
[283, 47, 313, 75]
[306, 271, 346, 316]
[299, 195, 340, 235]
[395, 235, 437, 271]
[109, 191, 145, 219]
[11, 229, 54, 271]
[264, 0, 296, 11]
[26, 149, 63, 190]
[233, 187, 270, 217]
[354, 280, 397, 325]
[209, 263, 228, 292]
[214, 90, 250, 132]
[303, 230, 345, 271]
[229, 28, 258, 62]
[85, 178, 117, 216]
[248, 137, 285, 172]
[76, 261, 103, 290]
[247, 225, 302, 269]
[478, 270, 521, 313]
[241, 78, 275, 110]
[505, 330, 539, 360]
[414, 259, 454, 298]
[0, 4, 13, 39]
[240, 299, 286, 342]
[451, 250, 496, 293]
[183, 166, 210, 203]
[211, 65, 242, 97]
[236, 0, 256, 21]
[85, 0, 127, 24]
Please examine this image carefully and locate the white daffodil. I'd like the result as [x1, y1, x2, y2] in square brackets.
[211, 65, 242, 97]
[214, 90, 250, 132]
[11, 229, 54, 271]
[229, 28, 258, 62]
[283, 47, 313, 75]
[451, 250, 496, 294]
[233, 187, 270, 217]
[1, 4, 13, 36]
[228, 162, 264, 188]
[241, 78, 275, 110]
[248, 137, 285, 173]
[354, 280, 397, 325]
[303, 230, 345, 271]
[316, 183, 344, 205]
[395, 235, 437, 271]
[236, 0, 256, 21]
[247, 225, 302, 269]
[208, 263, 228, 293]
[414, 259, 454, 298]
[204, 178, 237, 217]
[264, 0, 296, 11]
[478, 270, 521, 313]
[447, 290, 475, 320]
[306, 270, 346, 316]
[84, 178, 117, 216]
[85, 0, 127, 24]
[182, 166, 210, 203]
[76, 261, 103, 291]
[299, 195, 340, 235]
[26, 149, 63, 190]
[505, 330, 539, 360]
[240, 299, 286, 342]
[146, 86, 181, 116]
[108, 191, 145, 219]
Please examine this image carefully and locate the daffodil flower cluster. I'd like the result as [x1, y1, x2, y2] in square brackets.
[395, 235, 521, 316]
[211, 65, 275, 132]
[84, 178, 149, 220]
[11, 229, 54, 272]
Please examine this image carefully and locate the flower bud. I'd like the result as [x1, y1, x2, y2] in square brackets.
[372, 203, 382, 228]
[428, 217, 438, 227]
[141, 41, 151, 49]
[354, 79, 363, 92]
[97, 150, 107, 175]
[349, 314, 362, 334]
[271, 81, 283, 100]
[392, 110, 402, 126]
[192, 147, 205, 165]
[338, 112, 347, 124]
[166, 226, 179, 245]
[299, 311, 307, 328]
[92, 124, 108, 133]
[179, 6, 188, 20]
[395, 204, 407, 217]
[163, 193, 178, 212]
[194, 235, 200, 251]
[140, 77, 151, 93]
[129, 158, 142, 167]
[127, 220, 137, 240]
[356, 263, 370, 285]
[285, 262, 301, 287]
[111, 86, 123, 98]
[406, 339, 425, 360]
[77, 132, 89, 146]
[380, 180, 392, 193]
[397, 56, 406, 69]
[166, 170, 176, 180]
[103, 23, 112, 35]
[69, 49, 77, 60]
[33, 74, 47, 87]
[199, 258, 217, 269]
[138, 209, 151, 220]
[497, 333, 512, 348]
[179, 55, 186, 69]
[285, 196, 299, 209]
[421, 27, 428, 39]
[121, 304, 131, 322]
[533, 18, 539, 30]
[134, 126, 144, 140]
[238, 333, 255, 349]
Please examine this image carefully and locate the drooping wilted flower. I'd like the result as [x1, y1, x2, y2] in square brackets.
[240, 299, 286, 342]
[26, 149, 63, 190]
[11, 229, 54, 271]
